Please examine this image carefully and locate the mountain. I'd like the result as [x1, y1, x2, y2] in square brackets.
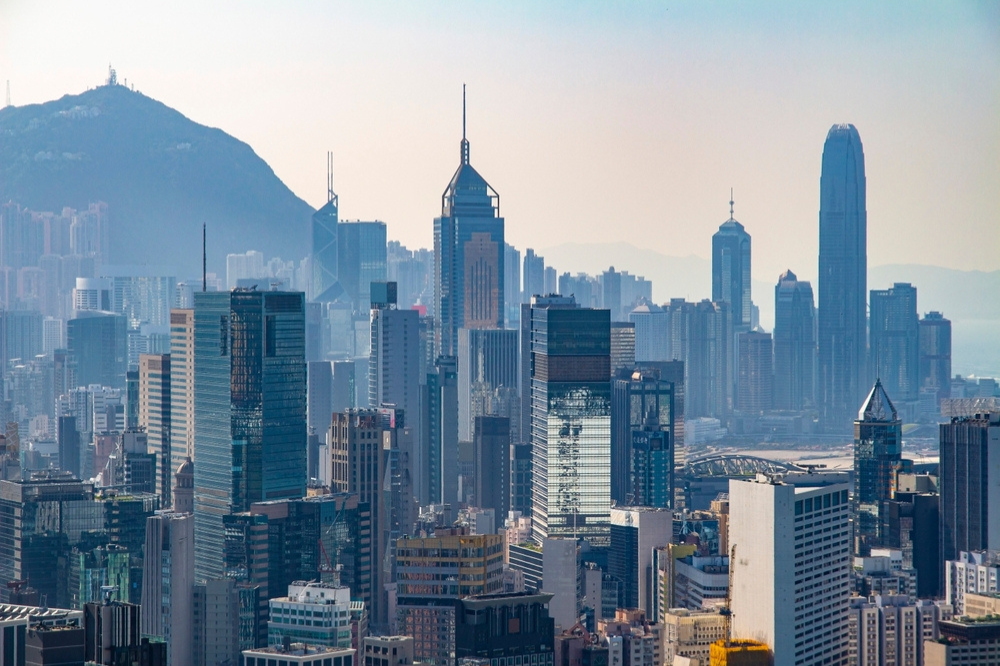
[0, 83, 314, 276]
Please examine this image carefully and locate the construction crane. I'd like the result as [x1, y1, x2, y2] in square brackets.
[720, 543, 737, 648]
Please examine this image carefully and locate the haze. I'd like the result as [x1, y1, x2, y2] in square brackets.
[2, 0, 998, 284]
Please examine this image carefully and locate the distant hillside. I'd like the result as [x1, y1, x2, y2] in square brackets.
[0, 84, 314, 276]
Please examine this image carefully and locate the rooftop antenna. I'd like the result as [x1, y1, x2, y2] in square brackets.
[202, 223, 207, 292]
[461, 83, 470, 165]
[729, 188, 735, 220]
[327, 151, 335, 203]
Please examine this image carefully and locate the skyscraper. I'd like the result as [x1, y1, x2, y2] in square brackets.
[919, 311, 951, 405]
[67, 310, 127, 388]
[939, 413, 1000, 562]
[138, 353, 171, 503]
[169, 309, 194, 478]
[712, 194, 752, 331]
[773, 270, 815, 411]
[629, 301, 670, 363]
[818, 123, 868, 432]
[313, 152, 340, 302]
[522, 249, 544, 303]
[338, 220, 388, 311]
[192, 290, 307, 581]
[611, 369, 676, 506]
[457, 327, 518, 442]
[527, 296, 611, 546]
[369, 283, 420, 424]
[870, 282, 920, 403]
[730, 472, 851, 666]
[473, 415, 511, 519]
[141, 511, 194, 666]
[433, 89, 505, 357]
[853, 379, 902, 555]
[504, 243, 521, 327]
[736, 329, 773, 413]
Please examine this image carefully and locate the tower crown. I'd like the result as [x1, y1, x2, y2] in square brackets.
[858, 379, 898, 422]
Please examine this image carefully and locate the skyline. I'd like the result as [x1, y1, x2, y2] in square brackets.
[2, 1, 998, 284]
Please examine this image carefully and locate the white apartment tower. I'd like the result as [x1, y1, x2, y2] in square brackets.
[729, 472, 852, 666]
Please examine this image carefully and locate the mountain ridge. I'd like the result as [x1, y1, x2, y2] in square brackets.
[0, 83, 314, 276]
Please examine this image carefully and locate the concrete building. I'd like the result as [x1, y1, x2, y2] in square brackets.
[923, 618, 1000, 666]
[138, 353, 171, 503]
[168, 309, 194, 477]
[369, 285, 420, 425]
[243, 643, 356, 666]
[394, 528, 504, 665]
[729, 471, 852, 666]
[269, 581, 354, 648]
[141, 511, 194, 666]
[363, 635, 414, 666]
[661, 608, 726, 666]
[848, 595, 952, 666]
[542, 538, 581, 633]
[671, 556, 729, 611]
[608, 507, 672, 614]
[945, 551, 1000, 616]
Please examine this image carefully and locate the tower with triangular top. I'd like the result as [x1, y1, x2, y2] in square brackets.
[312, 151, 341, 302]
[853, 378, 902, 555]
[433, 85, 505, 357]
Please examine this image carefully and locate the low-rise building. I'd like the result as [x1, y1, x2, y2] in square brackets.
[362, 635, 414, 666]
[924, 618, 1000, 666]
[243, 643, 356, 666]
[848, 595, 952, 666]
[268, 581, 354, 649]
[660, 608, 725, 666]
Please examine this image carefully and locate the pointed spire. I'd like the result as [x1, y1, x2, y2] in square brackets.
[729, 188, 735, 220]
[461, 83, 470, 165]
[327, 151, 336, 203]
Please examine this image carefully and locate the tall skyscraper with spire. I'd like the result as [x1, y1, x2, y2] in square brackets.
[433, 86, 505, 357]
[712, 191, 752, 331]
[818, 124, 868, 432]
[312, 151, 340, 302]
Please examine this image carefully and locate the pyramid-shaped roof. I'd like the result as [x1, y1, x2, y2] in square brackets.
[858, 379, 898, 422]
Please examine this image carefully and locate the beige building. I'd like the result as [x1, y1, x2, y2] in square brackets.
[661, 608, 725, 666]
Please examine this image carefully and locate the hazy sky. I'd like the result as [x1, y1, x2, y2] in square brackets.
[2, 1, 998, 283]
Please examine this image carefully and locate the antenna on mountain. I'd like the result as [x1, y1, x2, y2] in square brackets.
[202, 223, 207, 292]
[4, 81, 9, 108]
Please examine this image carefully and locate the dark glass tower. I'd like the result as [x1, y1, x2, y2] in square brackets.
[818, 123, 868, 432]
[312, 152, 340, 302]
[433, 88, 505, 357]
[712, 194, 752, 330]
[939, 414, 1000, 562]
[193, 290, 307, 581]
[773, 270, 815, 411]
[919, 311, 951, 405]
[610, 368, 676, 506]
[853, 379, 901, 555]
[870, 282, 920, 403]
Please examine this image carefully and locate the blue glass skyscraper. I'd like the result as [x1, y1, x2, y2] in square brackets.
[193, 290, 307, 581]
[312, 152, 339, 302]
[818, 124, 868, 432]
[434, 88, 505, 357]
[712, 194, 752, 331]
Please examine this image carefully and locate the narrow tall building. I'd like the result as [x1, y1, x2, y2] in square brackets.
[730, 472, 852, 666]
[610, 369, 676, 507]
[527, 296, 612, 546]
[138, 353, 171, 503]
[737, 329, 773, 414]
[870, 282, 920, 403]
[919, 311, 952, 406]
[853, 379, 902, 555]
[433, 89, 505, 357]
[712, 194, 752, 331]
[818, 123, 868, 432]
[141, 511, 194, 666]
[312, 152, 340, 301]
[169, 309, 194, 474]
[773, 270, 815, 411]
[192, 290, 307, 581]
[369, 282, 420, 423]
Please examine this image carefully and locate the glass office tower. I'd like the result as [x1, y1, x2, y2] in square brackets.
[853, 379, 901, 555]
[193, 290, 307, 581]
[527, 296, 611, 547]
